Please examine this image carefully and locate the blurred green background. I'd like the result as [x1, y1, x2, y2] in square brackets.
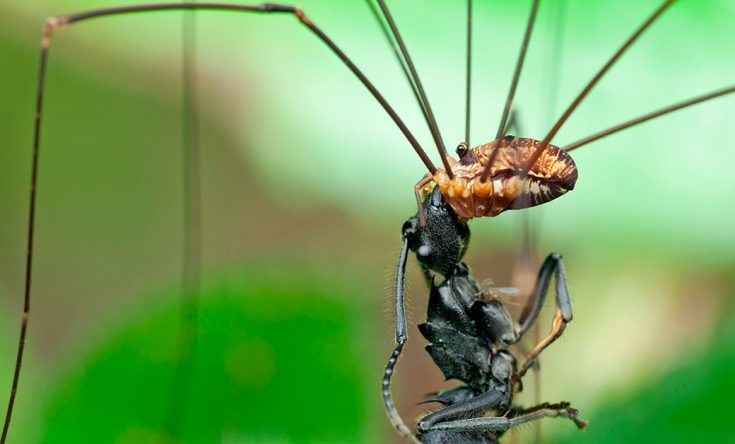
[0, 0, 734, 443]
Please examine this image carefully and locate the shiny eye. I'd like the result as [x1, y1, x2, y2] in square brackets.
[455, 142, 468, 157]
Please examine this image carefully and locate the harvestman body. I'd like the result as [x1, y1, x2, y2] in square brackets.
[2, 0, 733, 443]
[420, 137, 577, 220]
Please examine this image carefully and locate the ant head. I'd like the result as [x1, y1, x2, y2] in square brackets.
[402, 187, 470, 277]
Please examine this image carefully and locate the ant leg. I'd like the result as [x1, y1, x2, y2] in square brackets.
[414, 174, 433, 226]
[516, 253, 570, 335]
[515, 253, 573, 377]
[417, 388, 506, 433]
[512, 401, 588, 429]
[420, 401, 585, 435]
[381, 235, 419, 442]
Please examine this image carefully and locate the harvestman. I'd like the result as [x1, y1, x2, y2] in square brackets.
[2, 1, 733, 443]
[368, 0, 733, 442]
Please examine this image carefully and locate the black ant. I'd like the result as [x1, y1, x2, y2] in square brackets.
[382, 187, 586, 443]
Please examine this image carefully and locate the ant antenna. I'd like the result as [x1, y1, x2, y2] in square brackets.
[382, 235, 420, 443]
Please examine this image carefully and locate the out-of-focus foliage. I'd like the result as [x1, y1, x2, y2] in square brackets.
[552, 300, 735, 444]
[39, 265, 380, 444]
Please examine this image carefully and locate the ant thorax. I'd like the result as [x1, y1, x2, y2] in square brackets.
[432, 136, 578, 219]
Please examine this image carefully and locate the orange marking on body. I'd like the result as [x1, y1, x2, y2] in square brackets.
[417, 137, 576, 221]
[473, 178, 492, 197]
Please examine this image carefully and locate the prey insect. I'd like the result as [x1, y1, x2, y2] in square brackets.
[385, 187, 586, 443]
[1, 0, 733, 443]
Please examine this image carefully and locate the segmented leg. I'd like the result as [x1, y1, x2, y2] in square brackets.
[414, 174, 433, 226]
[417, 388, 506, 433]
[420, 401, 585, 435]
[515, 253, 573, 377]
[511, 401, 588, 429]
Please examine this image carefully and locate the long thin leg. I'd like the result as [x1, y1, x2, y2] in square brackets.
[421, 401, 584, 434]
[63, 3, 437, 173]
[414, 174, 433, 226]
[374, 0, 453, 177]
[505, 107, 546, 444]
[512, 401, 587, 429]
[382, 235, 420, 443]
[465, 0, 473, 146]
[365, 0, 429, 136]
[0, 21, 49, 443]
[523, 0, 674, 173]
[480, 0, 539, 183]
[495, 0, 539, 141]
[564, 86, 735, 152]
[364, 0, 429, 140]
[509, 403, 586, 430]
[517, 253, 570, 335]
[519, 308, 566, 377]
[164, 4, 202, 437]
[515, 253, 573, 377]
[2, 4, 435, 442]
